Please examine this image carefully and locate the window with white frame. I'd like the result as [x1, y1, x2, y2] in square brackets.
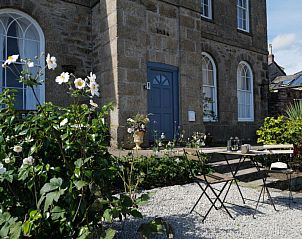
[201, 0, 212, 19]
[0, 9, 45, 110]
[202, 52, 217, 121]
[237, 61, 254, 121]
[237, 0, 249, 32]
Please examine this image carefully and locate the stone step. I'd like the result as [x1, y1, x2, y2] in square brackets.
[209, 158, 254, 173]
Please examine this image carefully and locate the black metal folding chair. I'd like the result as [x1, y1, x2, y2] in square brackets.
[184, 148, 234, 222]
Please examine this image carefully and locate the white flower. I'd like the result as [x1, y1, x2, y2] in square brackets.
[158, 142, 163, 147]
[27, 61, 34, 68]
[127, 118, 135, 123]
[55, 72, 70, 84]
[23, 156, 34, 166]
[4, 157, 10, 164]
[161, 133, 165, 139]
[175, 158, 180, 163]
[87, 72, 96, 83]
[2, 55, 19, 67]
[141, 124, 145, 129]
[0, 163, 6, 174]
[127, 128, 134, 134]
[46, 53, 57, 70]
[13, 145, 22, 153]
[89, 99, 98, 108]
[89, 81, 100, 97]
[60, 118, 68, 127]
[74, 78, 86, 89]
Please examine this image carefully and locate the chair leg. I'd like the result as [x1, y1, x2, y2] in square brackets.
[254, 183, 265, 217]
[287, 173, 294, 207]
[263, 177, 277, 211]
[203, 182, 234, 222]
[190, 184, 209, 214]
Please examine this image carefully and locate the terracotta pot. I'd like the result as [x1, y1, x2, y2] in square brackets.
[133, 131, 144, 150]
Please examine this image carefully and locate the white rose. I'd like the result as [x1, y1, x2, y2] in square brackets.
[4, 157, 10, 164]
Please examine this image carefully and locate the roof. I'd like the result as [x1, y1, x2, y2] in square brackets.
[269, 61, 286, 78]
[271, 71, 302, 91]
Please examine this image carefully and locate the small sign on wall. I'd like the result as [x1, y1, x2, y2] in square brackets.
[188, 111, 196, 122]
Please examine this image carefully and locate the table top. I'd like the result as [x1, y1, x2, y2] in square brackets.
[217, 149, 293, 156]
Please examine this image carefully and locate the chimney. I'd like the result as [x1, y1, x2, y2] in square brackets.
[268, 44, 274, 64]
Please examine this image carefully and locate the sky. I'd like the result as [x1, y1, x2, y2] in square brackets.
[267, 0, 302, 74]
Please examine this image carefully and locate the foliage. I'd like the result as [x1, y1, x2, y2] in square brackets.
[187, 132, 206, 148]
[0, 54, 146, 238]
[138, 217, 174, 239]
[256, 116, 289, 144]
[127, 114, 150, 133]
[286, 100, 302, 120]
[113, 154, 208, 190]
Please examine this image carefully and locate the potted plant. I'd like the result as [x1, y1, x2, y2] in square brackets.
[127, 113, 149, 149]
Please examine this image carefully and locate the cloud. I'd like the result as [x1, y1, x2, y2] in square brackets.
[273, 40, 302, 75]
[272, 33, 298, 51]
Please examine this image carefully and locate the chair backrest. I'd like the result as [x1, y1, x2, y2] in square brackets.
[183, 148, 208, 176]
[262, 144, 293, 166]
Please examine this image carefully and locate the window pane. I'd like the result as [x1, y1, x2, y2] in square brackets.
[5, 65, 23, 88]
[7, 36, 22, 58]
[208, 70, 214, 85]
[25, 24, 39, 41]
[0, 11, 44, 110]
[24, 40, 40, 64]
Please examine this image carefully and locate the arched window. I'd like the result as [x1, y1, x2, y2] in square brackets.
[202, 52, 217, 121]
[237, 61, 254, 121]
[0, 9, 45, 110]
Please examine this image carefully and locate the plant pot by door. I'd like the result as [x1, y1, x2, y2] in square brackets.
[133, 131, 145, 150]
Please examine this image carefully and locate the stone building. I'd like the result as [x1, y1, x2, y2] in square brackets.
[0, 0, 269, 146]
[267, 45, 302, 116]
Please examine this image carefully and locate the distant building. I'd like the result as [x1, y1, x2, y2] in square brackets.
[268, 45, 302, 116]
[0, 0, 269, 146]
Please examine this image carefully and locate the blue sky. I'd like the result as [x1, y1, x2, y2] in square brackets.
[267, 0, 302, 74]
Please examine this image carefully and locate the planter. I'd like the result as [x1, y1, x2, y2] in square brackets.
[133, 131, 145, 150]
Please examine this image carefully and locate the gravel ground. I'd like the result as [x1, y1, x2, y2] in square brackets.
[114, 183, 302, 239]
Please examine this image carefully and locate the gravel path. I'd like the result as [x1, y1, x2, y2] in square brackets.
[114, 183, 302, 239]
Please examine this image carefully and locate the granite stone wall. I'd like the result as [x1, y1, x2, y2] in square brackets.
[0, 0, 92, 106]
[0, 0, 269, 146]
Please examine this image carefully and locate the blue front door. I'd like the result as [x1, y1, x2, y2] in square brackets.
[147, 62, 179, 141]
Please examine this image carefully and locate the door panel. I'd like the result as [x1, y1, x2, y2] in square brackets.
[147, 63, 178, 141]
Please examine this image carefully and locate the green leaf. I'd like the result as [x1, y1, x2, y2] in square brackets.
[102, 209, 113, 223]
[40, 177, 62, 195]
[9, 221, 22, 239]
[44, 189, 65, 212]
[74, 159, 84, 168]
[51, 206, 65, 221]
[100, 228, 116, 239]
[74, 180, 88, 190]
[77, 226, 90, 239]
[130, 209, 143, 218]
[29, 144, 38, 156]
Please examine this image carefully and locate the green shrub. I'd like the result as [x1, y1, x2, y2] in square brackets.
[256, 116, 289, 144]
[113, 153, 208, 190]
